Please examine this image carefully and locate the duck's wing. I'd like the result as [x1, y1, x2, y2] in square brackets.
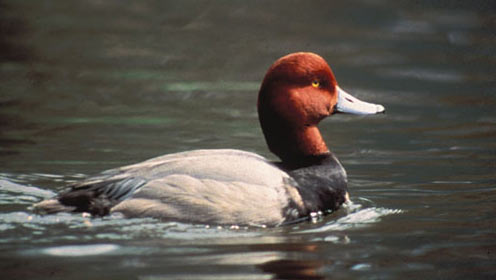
[35, 149, 305, 226]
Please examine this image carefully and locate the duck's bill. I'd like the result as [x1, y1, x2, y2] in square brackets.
[335, 86, 385, 115]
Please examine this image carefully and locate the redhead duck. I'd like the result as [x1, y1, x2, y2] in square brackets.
[34, 52, 385, 226]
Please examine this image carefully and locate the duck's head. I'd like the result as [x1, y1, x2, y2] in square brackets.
[257, 52, 385, 163]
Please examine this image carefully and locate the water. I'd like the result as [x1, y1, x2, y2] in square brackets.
[1, 0, 495, 279]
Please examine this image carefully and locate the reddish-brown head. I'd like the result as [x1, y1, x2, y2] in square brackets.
[257, 52, 339, 163]
[258, 53, 339, 127]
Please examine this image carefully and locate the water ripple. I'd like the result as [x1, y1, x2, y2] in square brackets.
[297, 201, 403, 234]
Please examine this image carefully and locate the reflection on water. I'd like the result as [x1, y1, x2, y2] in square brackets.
[1, 0, 496, 279]
[41, 244, 120, 257]
[260, 258, 326, 280]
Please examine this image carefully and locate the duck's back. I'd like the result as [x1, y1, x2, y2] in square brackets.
[35, 149, 305, 226]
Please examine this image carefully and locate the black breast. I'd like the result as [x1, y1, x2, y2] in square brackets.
[281, 153, 348, 215]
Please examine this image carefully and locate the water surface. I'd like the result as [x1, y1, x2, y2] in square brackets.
[1, 0, 495, 279]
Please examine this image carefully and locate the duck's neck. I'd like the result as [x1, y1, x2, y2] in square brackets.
[261, 120, 330, 165]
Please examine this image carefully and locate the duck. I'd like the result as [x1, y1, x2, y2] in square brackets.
[34, 52, 385, 227]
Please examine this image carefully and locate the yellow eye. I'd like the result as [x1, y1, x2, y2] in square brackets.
[311, 80, 320, 88]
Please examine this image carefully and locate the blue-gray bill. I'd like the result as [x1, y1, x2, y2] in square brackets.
[335, 86, 385, 115]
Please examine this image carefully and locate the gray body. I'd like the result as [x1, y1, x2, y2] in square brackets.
[36, 149, 305, 226]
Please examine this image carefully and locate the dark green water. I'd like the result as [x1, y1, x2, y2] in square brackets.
[1, 0, 495, 279]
